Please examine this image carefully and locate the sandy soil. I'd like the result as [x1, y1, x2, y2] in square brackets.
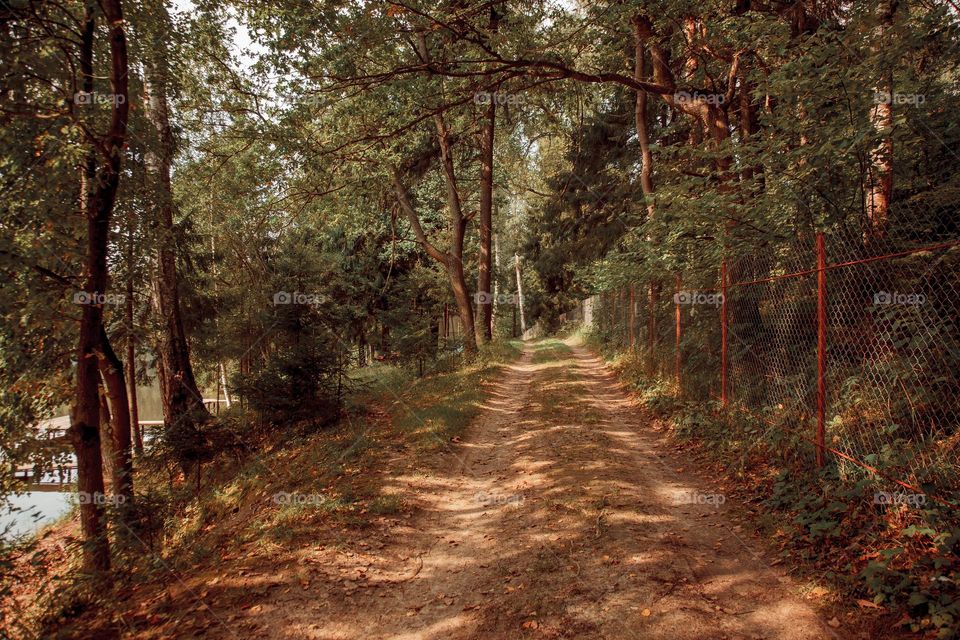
[140, 340, 842, 640]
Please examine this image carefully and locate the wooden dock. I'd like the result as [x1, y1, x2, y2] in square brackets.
[15, 399, 229, 487]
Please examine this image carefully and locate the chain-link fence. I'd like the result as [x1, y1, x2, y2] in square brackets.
[584, 224, 960, 504]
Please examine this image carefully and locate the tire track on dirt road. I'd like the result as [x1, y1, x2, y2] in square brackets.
[196, 339, 838, 640]
[313, 339, 837, 640]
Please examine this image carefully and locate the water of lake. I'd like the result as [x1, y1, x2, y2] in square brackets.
[2, 380, 182, 541]
[0, 491, 74, 540]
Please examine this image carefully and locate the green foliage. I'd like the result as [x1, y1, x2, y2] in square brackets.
[233, 344, 341, 426]
[599, 330, 960, 638]
[770, 470, 960, 638]
[385, 339, 521, 447]
[2, 0, 959, 635]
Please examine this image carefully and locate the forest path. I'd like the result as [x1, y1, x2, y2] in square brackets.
[190, 339, 838, 640]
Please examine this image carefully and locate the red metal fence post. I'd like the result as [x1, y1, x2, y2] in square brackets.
[647, 282, 657, 376]
[600, 291, 606, 334]
[816, 232, 827, 467]
[675, 274, 682, 392]
[721, 260, 729, 407]
[617, 287, 626, 346]
[612, 289, 618, 341]
[608, 290, 613, 335]
[623, 286, 629, 346]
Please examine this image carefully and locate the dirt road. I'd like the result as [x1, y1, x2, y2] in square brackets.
[188, 339, 838, 640]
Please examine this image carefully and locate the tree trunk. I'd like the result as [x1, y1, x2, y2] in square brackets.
[866, 99, 892, 243]
[476, 95, 496, 344]
[98, 385, 113, 491]
[413, 33, 478, 353]
[219, 362, 232, 407]
[125, 224, 143, 456]
[143, 10, 211, 457]
[491, 232, 500, 334]
[633, 17, 656, 219]
[634, 15, 662, 372]
[866, 2, 898, 244]
[647, 283, 660, 375]
[391, 166, 477, 353]
[70, 0, 129, 574]
[739, 78, 762, 188]
[209, 230, 232, 409]
[514, 254, 527, 334]
[434, 131, 477, 351]
[97, 326, 133, 503]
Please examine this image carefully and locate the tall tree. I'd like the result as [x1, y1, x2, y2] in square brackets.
[142, 0, 211, 459]
[391, 165, 477, 354]
[407, 31, 478, 353]
[97, 325, 133, 503]
[71, 0, 130, 573]
[865, 1, 898, 244]
[476, 93, 496, 344]
[475, 10, 502, 344]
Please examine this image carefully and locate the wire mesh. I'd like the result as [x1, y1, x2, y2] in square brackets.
[588, 225, 960, 503]
[824, 220, 960, 497]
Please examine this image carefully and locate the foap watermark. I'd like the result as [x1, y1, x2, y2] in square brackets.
[473, 91, 525, 106]
[272, 291, 325, 306]
[272, 492, 324, 506]
[676, 490, 726, 507]
[874, 491, 926, 507]
[674, 90, 725, 105]
[74, 91, 126, 106]
[76, 492, 127, 506]
[474, 292, 520, 305]
[73, 291, 125, 306]
[674, 291, 723, 307]
[873, 92, 925, 106]
[873, 291, 926, 306]
[474, 490, 524, 507]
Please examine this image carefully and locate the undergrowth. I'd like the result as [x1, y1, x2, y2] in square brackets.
[1, 339, 524, 640]
[596, 338, 960, 639]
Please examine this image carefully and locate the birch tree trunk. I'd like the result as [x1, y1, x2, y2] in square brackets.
[126, 224, 143, 456]
[492, 232, 500, 334]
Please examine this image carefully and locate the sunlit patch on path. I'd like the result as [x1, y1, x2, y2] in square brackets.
[187, 338, 836, 640]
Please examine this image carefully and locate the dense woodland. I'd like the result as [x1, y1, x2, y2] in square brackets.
[1, 0, 960, 638]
